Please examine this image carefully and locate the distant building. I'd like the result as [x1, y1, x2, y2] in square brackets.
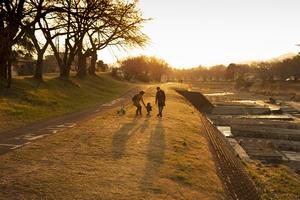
[12, 56, 35, 76]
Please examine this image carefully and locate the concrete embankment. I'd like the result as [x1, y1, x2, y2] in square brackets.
[176, 89, 261, 200]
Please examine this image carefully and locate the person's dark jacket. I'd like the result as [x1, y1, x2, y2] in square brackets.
[156, 90, 166, 107]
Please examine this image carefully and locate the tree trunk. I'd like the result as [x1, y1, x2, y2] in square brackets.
[59, 54, 73, 80]
[60, 49, 76, 80]
[34, 52, 44, 81]
[60, 65, 70, 79]
[7, 59, 12, 88]
[30, 30, 49, 82]
[47, 37, 65, 79]
[76, 51, 87, 78]
[0, 49, 9, 80]
[88, 51, 97, 75]
[0, 45, 11, 87]
[59, 53, 71, 80]
[0, 62, 8, 80]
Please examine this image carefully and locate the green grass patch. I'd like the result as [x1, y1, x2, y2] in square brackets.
[0, 74, 133, 130]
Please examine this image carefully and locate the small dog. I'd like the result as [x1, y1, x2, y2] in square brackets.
[117, 105, 126, 115]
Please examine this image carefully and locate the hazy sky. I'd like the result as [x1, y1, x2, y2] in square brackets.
[100, 0, 300, 68]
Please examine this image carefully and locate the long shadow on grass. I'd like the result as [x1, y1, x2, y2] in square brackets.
[140, 119, 165, 192]
[140, 117, 150, 133]
[112, 117, 141, 160]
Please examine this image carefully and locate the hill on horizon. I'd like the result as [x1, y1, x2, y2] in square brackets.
[238, 52, 298, 65]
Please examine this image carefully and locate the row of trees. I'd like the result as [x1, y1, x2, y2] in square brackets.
[116, 53, 300, 83]
[118, 55, 170, 82]
[167, 55, 300, 83]
[0, 0, 149, 88]
[226, 55, 300, 82]
[170, 65, 227, 81]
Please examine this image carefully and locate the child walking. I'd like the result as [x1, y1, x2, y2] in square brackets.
[146, 102, 152, 116]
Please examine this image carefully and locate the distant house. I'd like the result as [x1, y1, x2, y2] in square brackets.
[12, 56, 35, 76]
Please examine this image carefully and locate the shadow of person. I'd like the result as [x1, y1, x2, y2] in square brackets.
[112, 118, 140, 160]
[140, 117, 150, 133]
[140, 119, 165, 191]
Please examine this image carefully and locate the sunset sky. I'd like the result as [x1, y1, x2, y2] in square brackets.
[100, 0, 300, 68]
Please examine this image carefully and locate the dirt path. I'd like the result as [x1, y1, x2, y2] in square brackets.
[0, 85, 225, 199]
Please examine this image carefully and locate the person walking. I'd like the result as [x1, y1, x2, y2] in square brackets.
[132, 91, 146, 116]
[155, 87, 166, 117]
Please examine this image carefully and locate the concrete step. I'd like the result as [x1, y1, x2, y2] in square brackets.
[281, 106, 299, 114]
[237, 115, 294, 121]
[236, 137, 300, 152]
[209, 116, 300, 128]
[281, 151, 300, 173]
[227, 138, 251, 161]
[236, 138, 284, 163]
[211, 106, 271, 115]
[231, 125, 300, 141]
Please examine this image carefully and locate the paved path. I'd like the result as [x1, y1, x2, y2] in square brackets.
[0, 86, 145, 155]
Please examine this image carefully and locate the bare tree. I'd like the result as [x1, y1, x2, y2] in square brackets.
[0, 0, 56, 87]
[78, 0, 149, 77]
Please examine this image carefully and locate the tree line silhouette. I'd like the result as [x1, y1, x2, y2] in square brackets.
[112, 54, 300, 84]
[0, 0, 149, 88]
[117, 55, 170, 82]
[1, 1, 299, 88]
[168, 55, 300, 83]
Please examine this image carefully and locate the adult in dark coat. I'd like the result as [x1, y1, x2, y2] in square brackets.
[155, 87, 166, 117]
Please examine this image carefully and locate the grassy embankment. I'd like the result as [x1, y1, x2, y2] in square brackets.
[0, 74, 132, 130]
[0, 85, 225, 199]
[245, 162, 300, 200]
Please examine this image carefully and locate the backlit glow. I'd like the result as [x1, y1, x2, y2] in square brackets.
[100, 0, 300, 68]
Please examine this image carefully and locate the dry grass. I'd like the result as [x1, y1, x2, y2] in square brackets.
[0, 84, 225, 200]
[245, 162, 300, 200]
